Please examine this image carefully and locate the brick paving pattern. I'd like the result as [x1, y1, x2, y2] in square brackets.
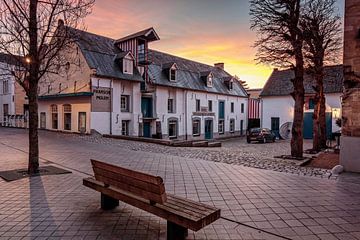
[0, 128, 359, 240]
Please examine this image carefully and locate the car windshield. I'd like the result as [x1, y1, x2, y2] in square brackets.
[250, 128, 261, 133]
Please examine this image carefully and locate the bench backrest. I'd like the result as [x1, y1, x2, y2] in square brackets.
[90, 159, 167, 204]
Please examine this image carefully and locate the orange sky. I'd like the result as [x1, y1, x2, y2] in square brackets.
[84, 0, 343, 89]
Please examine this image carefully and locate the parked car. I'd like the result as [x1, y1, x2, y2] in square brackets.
[247, 128, 276, 143]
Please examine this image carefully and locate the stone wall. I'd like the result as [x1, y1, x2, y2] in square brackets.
[342, 0, 360, 137]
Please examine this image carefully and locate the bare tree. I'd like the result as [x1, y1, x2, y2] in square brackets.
[250, 0, 305, 157]
[0, 0, 94, 174]
[301, 0, 342, 151]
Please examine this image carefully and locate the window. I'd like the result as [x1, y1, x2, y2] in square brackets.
[309, 98, 315, 109]
[229, 80, 233, 90]
[122, 120, 129, 136]
[219, 101, 225, 119]
[3, 104, 8, 116]
[231, 102, 234, 113]
[168, 99, 174, 113]
[137, 41, 145, 63]
[240, 120, 244, 135]
[207, 75, 213, 87]
[51, 104, 58, 129]
[208, 100, 213, 112]
[218, 120, 224, 134]
[196, 99, 200, 112]
[2, 80, 9, 94]
[78, 112, 86, 133]
[123, 58, 133, 75]
[63, 104, 71, 130]
[170, 68, 176, 81]
[40, 112, 46, 129]
[241, 103, 244, 113]
[121, 95, 130, 112]
[168, 120, 177, 139]
[230, 119, 235, 133]
[193, 119, 201, 136]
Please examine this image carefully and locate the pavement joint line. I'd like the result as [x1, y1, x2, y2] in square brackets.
[220, 216, 291, 240]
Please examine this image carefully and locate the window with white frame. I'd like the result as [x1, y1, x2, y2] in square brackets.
[51, 104, 58, 129]
[168, 120, 177, 139]
[168, 99, 174, 113]
[123, 57, 133, 75]
[2, 80, 9, 94]
[170, 68, 176, 81]
[230, 119, 235, 133]
[122, 120, 129, 136]
[192, 119, 201, 136]
[207, 74, 213, 87]
[63, 104, 71, 130]
[121, 95, 130, 112]
[218, 120, 224, 134]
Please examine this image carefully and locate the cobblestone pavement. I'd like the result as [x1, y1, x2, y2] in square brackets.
[0, 128, 360, 240]
[67, 131, 329, 177]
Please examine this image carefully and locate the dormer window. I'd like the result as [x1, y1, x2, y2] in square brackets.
[123, 57, 133, 75]
[207, 74, 213, 87]
[229, 80, 233, 90]
[170, 68, 176, 81]
[163, 62, 178, 82]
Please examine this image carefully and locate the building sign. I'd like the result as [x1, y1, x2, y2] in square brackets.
[91, 87, 111, 112]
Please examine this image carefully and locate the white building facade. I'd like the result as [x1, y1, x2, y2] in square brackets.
[36, 27, 248, 140]
[260, 66, 343, 139]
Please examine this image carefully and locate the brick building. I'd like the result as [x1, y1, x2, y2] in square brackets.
[340, 0, 360, 172]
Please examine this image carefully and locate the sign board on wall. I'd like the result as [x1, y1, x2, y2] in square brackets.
[91, 87, 111, 112]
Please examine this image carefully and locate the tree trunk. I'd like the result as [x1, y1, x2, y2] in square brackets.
[27, 0, 40, 174]
[28, 91, 39, 174]
[291, 45, 305, 158]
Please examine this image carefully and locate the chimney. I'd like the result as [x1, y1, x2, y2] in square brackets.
[214, 63, 224, 70]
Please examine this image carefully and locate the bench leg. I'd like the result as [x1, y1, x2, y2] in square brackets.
[101, 193, 119, 210]
[167, 221, 188, 240]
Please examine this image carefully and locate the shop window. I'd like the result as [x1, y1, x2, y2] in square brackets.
[78, 112, 86, 133]
[192, 119, 201, 136]
[51, 104, 58, 129]
[63, 104, 71, 130]
[168, 119, 177, 139]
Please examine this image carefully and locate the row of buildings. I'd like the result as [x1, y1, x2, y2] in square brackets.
[0, 26, 344, 142]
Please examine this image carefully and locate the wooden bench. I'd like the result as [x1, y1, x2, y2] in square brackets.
[83, 159, 221, 240]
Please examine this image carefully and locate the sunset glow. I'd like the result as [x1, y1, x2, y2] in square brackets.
[85, 0, 344, 89]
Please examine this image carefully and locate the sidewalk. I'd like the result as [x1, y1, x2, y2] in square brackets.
[0, 128, 359, 239]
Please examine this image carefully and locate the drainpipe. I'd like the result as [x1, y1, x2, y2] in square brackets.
[184, 90, 188, 140]
[110, 79, 113, 135]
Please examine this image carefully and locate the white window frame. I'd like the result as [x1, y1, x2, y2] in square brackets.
[218, 120, 224, 134]
[2, 80, 9, 94]
[230, 119, 235, 133]
[192, 119, 201, 136]
[121, 95, 130, 112]
[170, 68, 176, 81]
[63, 104, 72, 131]
[168, 120, 177, 139]
[207, 74, 213, 87]
[123, 57, 133, 75]
[168, 99, 174, 113]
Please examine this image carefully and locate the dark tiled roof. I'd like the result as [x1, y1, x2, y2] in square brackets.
[67, 27, 143, 82]
[260, 65, 343, 97]
[115, 27, 160, 43]
[148, 50, 248, 97]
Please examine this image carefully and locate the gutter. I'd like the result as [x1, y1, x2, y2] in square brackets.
[110, 79, 113, 135]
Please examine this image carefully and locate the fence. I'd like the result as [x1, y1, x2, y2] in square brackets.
[1, 115, 28, 128]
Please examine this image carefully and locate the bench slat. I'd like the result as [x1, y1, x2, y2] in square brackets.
[91, 159, 166, 204]
[166, 195, 217, 216]
[83, 177, 221, 231]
